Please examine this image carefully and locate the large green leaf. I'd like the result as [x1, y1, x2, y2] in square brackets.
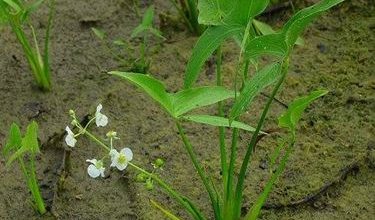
[183, 114, 266, 133]
[245, 0, 343, 59]
[6, 121, 40, 166]
[110, 72, 174, 115]
[282, 0, 344, 48]
[173, 86, 235, 117]
[278, 90, 328, 132]
[197, 0, 231, 25]
[22, 121, 39, 154]
[230, 0, 269, 25]
[230, 63, 282, 120]
[245, 33, 288, 60]
[184, 25, 244, 88]
[3, 123, 22, 157]
[111, 72, 236, 118]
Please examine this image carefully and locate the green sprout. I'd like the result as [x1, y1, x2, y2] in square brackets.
[2, 121, 46, 215]
[92, 6, 165, 74]
[0, 0, 54, 91]
[109, 0, 344, 219]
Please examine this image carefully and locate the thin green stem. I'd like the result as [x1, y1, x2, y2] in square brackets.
[245, 137, 295, 220]
[175, 121, 220, 219]
[216, 46, 228, 193]
[225, 58, 251, 216]
[233, 59, 289, 219]
[19, 158, 46, 215]
[84, 130, 110, 151]
[29, 154, 46, 214]
[129, 162, 206, 220]
[80, 124, 205, 219]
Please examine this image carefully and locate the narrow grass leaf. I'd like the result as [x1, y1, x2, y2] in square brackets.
[21, 0, 44, 21]
[142, 6, 154, 27]
[230, 63, 282, 120]
[110, 72, 174, 116]
[91, 27, 106, 40]
[278, 90, 328, 132]
[245, 143, 293, 220]
[185, 25, 243, 88]
[3, 0, 21, 13]
[183, 114, 266, 133]
[173, 86, 235, 117]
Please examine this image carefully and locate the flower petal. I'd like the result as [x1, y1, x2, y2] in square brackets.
[120, 148, 133, 161]
[116, 162, 128, 171]
[65, 126, 74, 135]
[65, 133, 77, 147]
[86, 159, 97, 164]
[96, 104, 103, 114]
[99, 167, 106, 177]
[95, 113, 108, 127]
[87, 164, 101, 178]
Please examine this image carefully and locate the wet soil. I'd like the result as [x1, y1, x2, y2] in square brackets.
[0, 0, 374, 219]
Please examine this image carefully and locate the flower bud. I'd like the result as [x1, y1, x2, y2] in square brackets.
[71, 119, 79, 126]
[106, 131, 117, 138]
[136, 173, 147, 182]
[69, 109, 75, 117]
[154, 158, 165, 168]
[145, 179, 154, 191]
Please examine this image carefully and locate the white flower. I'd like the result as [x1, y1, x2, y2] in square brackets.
[110, 148, 133, 171]
[95, 104, 108, 127]
[86, 159, 105, 178]
[65, 126, 77, 147]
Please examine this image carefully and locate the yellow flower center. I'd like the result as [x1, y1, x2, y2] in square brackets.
[118, 154, 127, 165]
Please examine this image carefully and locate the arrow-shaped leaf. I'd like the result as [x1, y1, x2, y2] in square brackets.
[282, 0, 344, 48]
[3, 123, 22, 157]
[278, 90, 328, 132]
[110, 72, 174, 116]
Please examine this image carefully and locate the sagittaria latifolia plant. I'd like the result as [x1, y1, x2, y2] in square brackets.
[92, 5, 165, 74]
[69, 0, 343, 219]
[109, 1, 344, 219]
[2, 121, 46, 215]
[0, 0, 54, 91]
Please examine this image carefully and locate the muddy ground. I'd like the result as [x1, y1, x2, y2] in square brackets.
[0, 0, 374, 219]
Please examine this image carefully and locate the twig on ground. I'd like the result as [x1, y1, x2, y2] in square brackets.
[263, 161, 360, 209]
